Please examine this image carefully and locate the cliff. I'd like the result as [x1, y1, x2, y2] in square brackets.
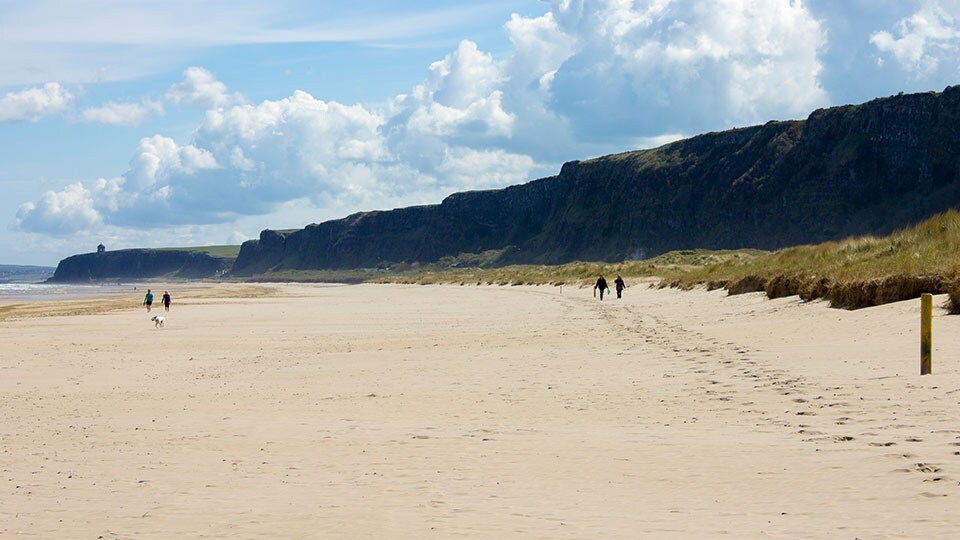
[232, 178, 559, 274]
[232, 86, 960, 274]
[50, 248, 234, 282]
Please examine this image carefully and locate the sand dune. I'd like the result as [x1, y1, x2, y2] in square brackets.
[2, 283, 958, 538]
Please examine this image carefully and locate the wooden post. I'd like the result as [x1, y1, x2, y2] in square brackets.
[920, 293, 932, 375]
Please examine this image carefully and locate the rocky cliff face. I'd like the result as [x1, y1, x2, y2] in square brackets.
[232, 178, 560, 273]
[51, 249, 231, 282]
[230, 85, 960, 273]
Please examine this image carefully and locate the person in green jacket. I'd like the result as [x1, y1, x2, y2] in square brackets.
[143, 289, 154, 312]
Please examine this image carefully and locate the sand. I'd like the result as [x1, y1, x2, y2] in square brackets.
[1, 282, 959, 538]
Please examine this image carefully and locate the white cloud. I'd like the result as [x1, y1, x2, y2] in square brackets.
[392, 41, 515, 142]
[166, 67, 244, 109]
[14, 182, 102, 235]
[126, 135, 220, 191]
[544, 0, 829, 136]
[435, 147, 536, 191]
[427, 40, 503, 109]
[504, 12, 576, 88]
[16, 76, 538, 234]
[405, 90, 514, 138]
[870, 2, 960, 76]
[0, 82, 74, 122]
[193, 90, 388, 198]
[633, 133, 686, 149]
[81, 99, 164, 126]
[229, 230, 251, 244]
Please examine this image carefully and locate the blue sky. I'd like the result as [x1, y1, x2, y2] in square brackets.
[2, 0, 960, 266]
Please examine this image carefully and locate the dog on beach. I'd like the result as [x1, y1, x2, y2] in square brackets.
[151, 315, 165, 328]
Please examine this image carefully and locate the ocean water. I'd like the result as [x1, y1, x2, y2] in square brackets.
[0, 282, 133, 302]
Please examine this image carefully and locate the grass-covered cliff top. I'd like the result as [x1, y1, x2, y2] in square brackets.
[258, 210, 960, 311]
[155, 245, 241, 260]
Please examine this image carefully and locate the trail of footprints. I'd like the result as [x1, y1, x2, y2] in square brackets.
[601, 301, 960, 494]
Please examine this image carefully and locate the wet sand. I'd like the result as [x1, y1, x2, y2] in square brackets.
[2, 282, 959, 538]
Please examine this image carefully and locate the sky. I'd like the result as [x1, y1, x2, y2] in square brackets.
[2, 0, 960, 266]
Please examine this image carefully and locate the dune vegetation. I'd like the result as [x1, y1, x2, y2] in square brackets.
[652, 210, 960, 310]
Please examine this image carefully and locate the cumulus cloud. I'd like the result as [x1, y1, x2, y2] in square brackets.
[390, 41, 515, 144]
[166, 67, 244, 109]
[434, 148, 536, 191]
[81, 99, 164, 126]
[0, 82, 74, 122]
[16, 80, 537, 234]
[545, 0, 829, 137]
[125, 135, 220, 190]
[15, 182, 102, 235]
[870, 1, 960, 76]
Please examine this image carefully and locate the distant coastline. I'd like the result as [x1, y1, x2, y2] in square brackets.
[0, 264, 55, 287]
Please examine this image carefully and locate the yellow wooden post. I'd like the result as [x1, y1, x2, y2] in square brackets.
[920, 293, 932, 375]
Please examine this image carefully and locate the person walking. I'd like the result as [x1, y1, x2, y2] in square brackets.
[162, 291, 171, 312]
[614, 275, 626, 299]
[143, 289, 154, 312]
[594, 275, 609, 301]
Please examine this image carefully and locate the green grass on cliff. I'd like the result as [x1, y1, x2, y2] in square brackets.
[155, 245, 241, 260]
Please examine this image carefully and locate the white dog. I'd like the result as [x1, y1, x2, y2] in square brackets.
[151, 315, 165, 328]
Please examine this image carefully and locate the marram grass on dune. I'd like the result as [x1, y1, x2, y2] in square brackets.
[656, 210, 960, 310]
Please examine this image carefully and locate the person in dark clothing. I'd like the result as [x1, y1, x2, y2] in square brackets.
[594, 275, 608, 301]
[614, 275, 626, 299]
[162, 291, 172, 312]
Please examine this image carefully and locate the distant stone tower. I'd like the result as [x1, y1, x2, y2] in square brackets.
[97, 243, 106, 253]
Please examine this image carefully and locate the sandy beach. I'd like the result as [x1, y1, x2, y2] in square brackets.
[2, 282, 959, 538]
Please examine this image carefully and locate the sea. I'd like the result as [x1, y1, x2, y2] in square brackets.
[0, 281, 133, 302]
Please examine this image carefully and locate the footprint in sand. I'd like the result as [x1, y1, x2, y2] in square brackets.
[892, 462, 941, 474]
[802, 435, 854, 443]
[923, 476, 949, 483]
